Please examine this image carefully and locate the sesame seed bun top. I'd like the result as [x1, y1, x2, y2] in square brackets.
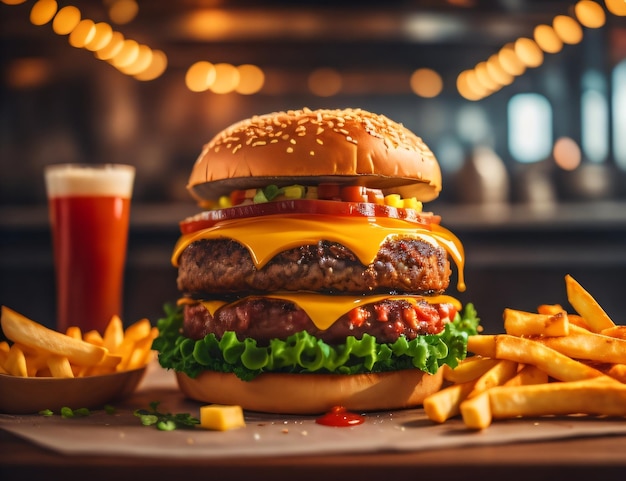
[187, 107, 442, 203]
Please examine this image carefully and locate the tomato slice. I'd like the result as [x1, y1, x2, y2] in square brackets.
[340, 186, 369, 203]
[180, 199, 439, 234]
[316, 183, 341, 200]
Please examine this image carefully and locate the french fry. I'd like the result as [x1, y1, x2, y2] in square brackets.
[1, 306, 107, 366]
[22, 346, 51, 377]
[602, 364, 626, 384]
[493, 334, 610, 382]
[47, 355, 74, 378]
[503, 308, 569, 337]
[467, 359, 518, 398]
[460, 391, 491, 430]
[425, 360, 517, 424]
[503, 364, 549, 387]
[83, 330, 104, 346]
[0, 341, 9, 372]
[119, 330, 157, 371]
[5, 344, 28, 377]
[103, 315, 124, 352]
[443, 357, 499, 384]
[81, 353, 123, 376]
[1, 304, 157, 380]
[536, 304, 564, 315]
[600, 325, 626, 340]
[488, 378, 626, 419]
[65, 326, 82, 340]
[467, 335, 497, 358]
[124, 318, 152, 341]
[423, 381, 477, 423]
[458, 361, 518, 429]
[568, 323, 594, 335]
[425, 274, 626, 430]
[567, 314, 591, 330]
[565, 274, 614, 332]
[539, 332, 626, 365]
[587, 360, 626, 384]
[79, 352, 124, 376]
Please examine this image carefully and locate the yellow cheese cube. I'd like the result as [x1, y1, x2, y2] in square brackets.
[283, 185, 306, 199]
[403, 197, 423, 211]
[384, 193, 403, 208]
[218, 195, 232, 208]
[200, 404, 246, 431]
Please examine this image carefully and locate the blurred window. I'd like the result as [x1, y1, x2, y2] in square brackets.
[581, 70, 609, 163]
[613, 60, 626, 169]
[507, 93, 553, 163]
[434, 134, 465, 174]
[456, 104, 491, 144]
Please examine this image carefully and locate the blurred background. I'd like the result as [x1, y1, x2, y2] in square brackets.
[1, 0, 626, 333]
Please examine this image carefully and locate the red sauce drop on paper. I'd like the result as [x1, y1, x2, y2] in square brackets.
[315, 406, 365, 427]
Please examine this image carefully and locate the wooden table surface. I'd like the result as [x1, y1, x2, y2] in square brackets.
[2, 428, 626, 481]
[3, 361, 626, 481]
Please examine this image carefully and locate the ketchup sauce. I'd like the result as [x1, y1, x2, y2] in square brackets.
[315, 406, 365, 427]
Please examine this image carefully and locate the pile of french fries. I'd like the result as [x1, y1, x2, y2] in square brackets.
[424, 274, 626, 429]
[0, 306, 158, 378]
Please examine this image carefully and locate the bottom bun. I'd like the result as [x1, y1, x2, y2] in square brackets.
[175, 369, 443, 414]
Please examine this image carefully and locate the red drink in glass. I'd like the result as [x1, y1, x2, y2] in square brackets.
[45, 164, 135, 334]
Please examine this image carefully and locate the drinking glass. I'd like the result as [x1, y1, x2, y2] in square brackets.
[44, 163, 135, 334]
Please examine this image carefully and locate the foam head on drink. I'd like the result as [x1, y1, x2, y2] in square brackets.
[45, 164, 135, 334]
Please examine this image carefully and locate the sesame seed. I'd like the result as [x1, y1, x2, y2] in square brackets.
[203, 107, 432, 158]
[286, 147, 294, 153]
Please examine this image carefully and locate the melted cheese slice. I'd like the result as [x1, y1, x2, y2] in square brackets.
[193, 293, 461, 331]
[172, 214, 466, 291]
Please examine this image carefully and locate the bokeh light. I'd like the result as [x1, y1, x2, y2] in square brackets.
[30, 0, 57, 26]
[553, 137, 582, 171]
[410, 68, 443, 98]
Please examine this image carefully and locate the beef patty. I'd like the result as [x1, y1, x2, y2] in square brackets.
[182, 297, 452, 345]
[177, 237, 451, 296]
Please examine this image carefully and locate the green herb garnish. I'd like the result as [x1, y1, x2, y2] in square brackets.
[134, 401, 200, 431]
[60, 407, 91, 418]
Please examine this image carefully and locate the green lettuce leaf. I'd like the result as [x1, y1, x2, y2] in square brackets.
[152, 302, 480, 381]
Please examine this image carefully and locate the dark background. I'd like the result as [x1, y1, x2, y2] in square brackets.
[2, 1, 626, 334]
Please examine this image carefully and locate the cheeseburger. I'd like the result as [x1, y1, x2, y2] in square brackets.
[154, 107, 479, 414]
